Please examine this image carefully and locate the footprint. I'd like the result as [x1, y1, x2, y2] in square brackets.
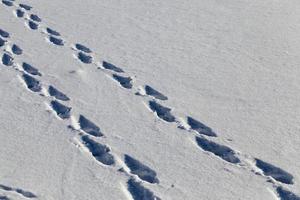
[255, 159, 293, 184]
[78, 115, 103, 137]
[15, 188, 37, 198]
[195, 136, 240, 164]
[145, 85, 168, 101]
[112, 74, 132, 89]
[81, 135, 115, 165]
[48, 85, 70, 101]
[48, 36, 64, 46]
[15, 9, 24, 18]
[0, 195, 9, 200]
[148, 100, 175, 122]
[22, 73, 42, 92]
[11, 44, 22, 55]
[2, 53, 13, 66]
[124, 154, 159, 184]
[46, 28, 60, 36]
[19, 3, 32, 11]
[187, 116, 217, 137]
[276, 187, 300, 200]
[30, 14, 42, 22]
[102, 61, 124, 73]
[0, 29, 9, 38]
[50, 100, 72, 119]
[75, 43, 92, 53]
[28, 21, 38, 30]
[22, 62, 42, 76]
[0, 185, 12, 191]
[77, 52, 93, 64]
[1, 0, 13, 7]
[127, 178, 160, 200]
[0, 38, 6, 47]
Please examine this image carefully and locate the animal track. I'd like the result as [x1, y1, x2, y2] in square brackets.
[195, 136, 240, 164]
[2, 53, 13, 66]
[79, 115, 103, 137]
[29, 14, 41, 22]
[2, 0, 13, 7]
[144, 85, 168, 101]
[77, 52, 92, 64]
[22, 73, 42, 92]
[48, 36, 64, 46]
[276, 187, 300, 200]
[75, 43, 92, 53]
[50, 100, 71, 119]
[11, 44, 22, 55]
[19, 3, 32, 11]
[0, 38, 6, 47]
[0, 195, 9, 200]
[46, 28, 60, 36]
[48, 85, 70, 101]
[0, 29, 9, 38]
[127, 178, 160, 200]
[187, 116, 217, 137]
[22, 62, 42, 76]
[124, 154, 159, 184]
[102, 61, 124, 73]
[0, 184, 37, 199]
[81, 135, 115, 166]
[15, 9, 24, 18]
[148, 100, 175, 122]
[28, 21, 38, 30]
[112, 74, 132, 89]
[255, 159, 294, 184]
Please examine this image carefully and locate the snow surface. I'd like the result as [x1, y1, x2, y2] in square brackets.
[1, 0, 300, 199]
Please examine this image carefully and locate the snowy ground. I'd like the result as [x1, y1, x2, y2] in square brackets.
[1, 0, 300, 199]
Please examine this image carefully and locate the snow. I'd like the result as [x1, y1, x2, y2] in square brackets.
[1, 0, 300, 199]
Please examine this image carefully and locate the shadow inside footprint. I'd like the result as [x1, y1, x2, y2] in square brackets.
[2, 53, 13, 66]
[19, 3, 32, 10]
[46, 28, 60, 36]
[15, 188, 37, 198]
[127, 178, 160, 200]
[112, 74, 132, 89]
[187, 116, 217, 137]
[124, 154, 159, 184]
[28, 21, 38, 30]
[22, 62, 42, 76]
[75, 43, 92, 53]
[12, 44, 22, 55]
[255, 159, 294, 184]
[81, 135, 115, 165]
[77, 52, 93, 64]
[276, 187, 300, 200]
[49, 36, 64, 46]
[48, 85, 70, 101]
[145, 85, 168, 101]
[79, 115, 103, 137]
[148, 100, 175, 122]
[2, 0, 13, 7]
[16, 9, 25, 18]
[22, 74, 42, 92]
[30, 14, 42, 22]
[0, 29, 9, 38]
[195, 136, 240, 164]
[102, 61, 124, 73]
[50, 100, 71, 119]
[0, 38, 6, 47]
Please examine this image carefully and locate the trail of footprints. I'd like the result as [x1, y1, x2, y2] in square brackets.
[1, 1, 300, 199]
[0, 184, 37, 200]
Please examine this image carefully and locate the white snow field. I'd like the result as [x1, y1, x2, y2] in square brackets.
[1, 0, 300, 199]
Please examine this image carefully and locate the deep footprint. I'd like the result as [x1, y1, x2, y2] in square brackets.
[75, 43, 92, 53]
[77, 52, 92, 64]
[127, 178, 160, 200]
[145, 85, 168, 101]
[187, 116, 217, 137]
[0, 29, 9, 38]
[11, 44, 22, 55]
[195, 136, 240, 164]
[50, 100, 71, 119]
[28, 21, 38, 30]
[255, 159, 293, 184]
[49, 36, 64, 46]
[0, 38, 6, 47]
[15, 9, 24, 18]
[22, 62, 42, 76]
[15, 188, 37, 198]
[0, 195, 9, 200]
[112, 74, 132, 89]
[102, 61, 124, 73]
[81, 135, 115, 165]
[276, 187, 300, 200]
[46, 28, 60, 36]
[22, 74, 42, 92]
[19, 3, 32, 10]
[30, 14, 42, 22]
[48, 85, 70, 101]
[2, 0, 13, 7]
[78, 115, 103, 137]
[148, 100, 175, 122]
[124, 154, 159, 184]
[2, 53, 13, 66]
